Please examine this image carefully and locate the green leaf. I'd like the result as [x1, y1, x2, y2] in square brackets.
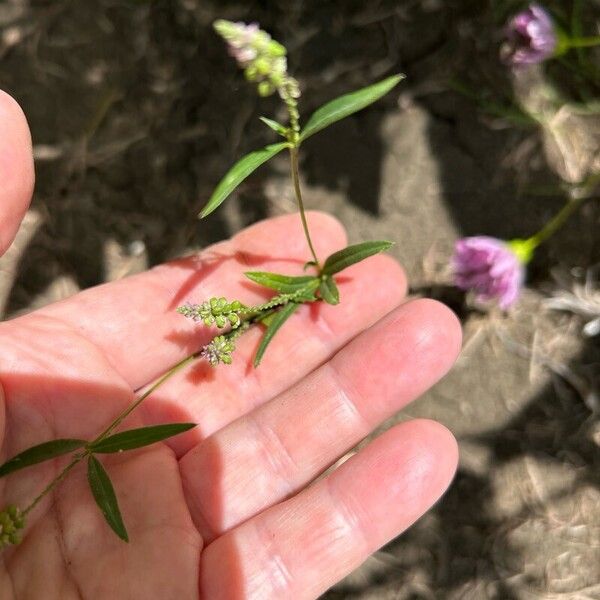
[245, 272, 319, 294]
[319, 276, 340, 305]
[254, 302, 300, 367]
[259, 116, 288, 137]
[0, 439, 86, 478]
[300, 74, 405, 142]
[322, 241, 394, 276]
[87, 455, 129, 542]
[89, 423, 196, 454]
[293, 280, 320, 301]
[199, 142, 290, 218]
[257, 311, 278, 328]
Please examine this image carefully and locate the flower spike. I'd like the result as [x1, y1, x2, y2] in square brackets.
[0, 505, 25, 549]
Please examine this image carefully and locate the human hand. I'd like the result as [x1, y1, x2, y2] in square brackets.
[0, 90, 461, 599]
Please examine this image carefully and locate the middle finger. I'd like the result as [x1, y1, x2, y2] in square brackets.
[179, 299, 461, 541]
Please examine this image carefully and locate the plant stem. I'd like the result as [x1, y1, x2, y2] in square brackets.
[279, 82, 320, 269]
[528, 196, 587, 249]
[289, 146, 320, 268]
[17, 273, 320, 519]
[21, 351, 202, 516]
[568, 36, 600, 49]
[282, 82, 300, 142]
[18, 306, 282, 517]
[91, 352, 202, 443]
[22, 456, 81, 516]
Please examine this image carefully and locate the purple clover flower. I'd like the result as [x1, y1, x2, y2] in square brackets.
[453, 236, 525, 310]
[503, 4, 557, 66]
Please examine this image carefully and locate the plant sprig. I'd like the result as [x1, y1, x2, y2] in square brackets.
[186, 21, 402, 370]
[0, 19, 401, 549]
[0, 419, 197, 545]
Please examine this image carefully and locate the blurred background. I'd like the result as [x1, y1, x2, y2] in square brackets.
[0, 0, 599, 597]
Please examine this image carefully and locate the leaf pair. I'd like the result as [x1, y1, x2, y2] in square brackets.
[321, 240, 394, 275]
[316, 241, 395, 306]
[88, 422, 196, 542]
[0, 424, 197, 478]
[0, 423, 196, 543]
[247, 240, 393, 366]
[245, 272, 320, 367]
[199, 74, 405, 218]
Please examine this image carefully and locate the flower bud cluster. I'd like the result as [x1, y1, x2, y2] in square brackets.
[0, 505, 24, 548]
[213, 19, 300, 101]
[201, 335, 236, 366]
[178, 298, 244, 329]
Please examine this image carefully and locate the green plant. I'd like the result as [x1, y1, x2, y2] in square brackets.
[0, 20, 403, 546]
[182, 20, 402, 367]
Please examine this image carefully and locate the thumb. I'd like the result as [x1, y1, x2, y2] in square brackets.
[0, 90, 34, 256]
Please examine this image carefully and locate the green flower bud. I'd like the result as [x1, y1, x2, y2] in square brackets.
[214, 19, 301, 101]
[177, 298, 246, 329]
[213, 19, 238, 40]
[270, 72, 284, 87]
[245, 65, 258, 82]
[253, 31, 272, 51]
[258, 81, 275, 97]
[0, 505, 25, 550]
[267, 40, 286, 57]
[254, 57, 271, 76]
[202, 335, 237, 366]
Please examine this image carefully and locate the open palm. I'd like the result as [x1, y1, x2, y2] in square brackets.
[0, 90, 461, 599]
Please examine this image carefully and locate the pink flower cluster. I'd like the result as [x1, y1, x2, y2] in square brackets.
[453, 236, 524, 309]
[503, 3, 557, 66]
[213, 20, 295, 98]
[224, 22, 260, 66]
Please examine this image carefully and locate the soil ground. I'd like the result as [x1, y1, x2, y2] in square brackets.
[0, 1, 599, 598]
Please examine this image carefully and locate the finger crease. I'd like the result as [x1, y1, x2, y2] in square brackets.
[249, 413, 298, 497]
[325, 362, 372, 436]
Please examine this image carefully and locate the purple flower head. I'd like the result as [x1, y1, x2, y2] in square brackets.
[453, 236, 525, 309]
[503, 4, 557, 66]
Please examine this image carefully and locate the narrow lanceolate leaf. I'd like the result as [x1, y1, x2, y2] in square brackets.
[87, 456, 129, 542]
[199, 142, 290, 218]
[322, 241, 394, 276]
[319, 276, 340, 305]
[259, 116, 288, 137]
[0, 439, 86, 478]
[254, 302, 300, 368]
[89, 423, 196, 454]
[245, 271, 319, 294]
[300, 74, 405, 142]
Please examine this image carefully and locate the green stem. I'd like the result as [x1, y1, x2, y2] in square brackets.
[22, 456, 81, 516]
[282, 80, 301, 141]
[567, 36, 600, 49]
[21, 351, 202, 516]
[289, 146, 320, 268]
[528, 196, 586, 249]
[91, 352, 201, 443]
[19, 306, 281, 517]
